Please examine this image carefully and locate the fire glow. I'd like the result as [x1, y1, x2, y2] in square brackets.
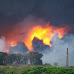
[24, 24, 68, 51]
[6, 23, 68, 52]
[9, 41, 16, 47]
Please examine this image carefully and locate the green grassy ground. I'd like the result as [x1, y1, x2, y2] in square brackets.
[0, 65, 74, 74]
[0, 65, 35, 74]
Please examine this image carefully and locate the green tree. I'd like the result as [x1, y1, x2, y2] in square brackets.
[27, 51, 43, 65]
[0, 52, 7, 65]
[7, 54, 28, 64]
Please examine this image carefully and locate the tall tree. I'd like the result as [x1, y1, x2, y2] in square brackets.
[0, 52, 7, 65]
[27, 51, 43, 65]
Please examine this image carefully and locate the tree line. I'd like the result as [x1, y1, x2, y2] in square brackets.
[0, 52, 43, 65]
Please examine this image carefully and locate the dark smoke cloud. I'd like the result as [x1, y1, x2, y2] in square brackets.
[9, 42, 29, 54]
[0, 0, 74, 66]
[0, 0, 74, 27]
[0, 0, 74, 38]
[32, 37, 50, 52]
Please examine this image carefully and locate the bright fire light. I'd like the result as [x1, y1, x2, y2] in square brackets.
[24, 24, 68, 51]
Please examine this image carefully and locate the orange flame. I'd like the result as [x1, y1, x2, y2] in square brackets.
[24, 24, 68, 51]
[8, 41, 16, 47]
[5, 23, 68, 52]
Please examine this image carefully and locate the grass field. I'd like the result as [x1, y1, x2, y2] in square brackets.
[0, 65, 74, 74]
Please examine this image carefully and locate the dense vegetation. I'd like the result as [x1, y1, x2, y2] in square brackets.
[0, 52, 74, 74]
[20, 66, 74, 74]
[0, 65, 74, 74]
[0, 52, 43, 65]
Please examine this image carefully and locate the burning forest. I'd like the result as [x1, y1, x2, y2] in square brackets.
[0, 0, 74, 66]
[0, 22, 69, 53]
[0, 17, 73, 66]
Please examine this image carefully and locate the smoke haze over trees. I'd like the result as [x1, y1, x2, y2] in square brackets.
[0, 52, 43, 65]
[0, 0, 74, 66]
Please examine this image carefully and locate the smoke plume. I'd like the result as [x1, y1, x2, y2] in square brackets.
[0, 37, 6, 52]
[42, 34, 74, 66]
[0, 0, 74, 66]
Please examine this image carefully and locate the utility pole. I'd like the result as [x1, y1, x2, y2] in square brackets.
[66, 48, 69, 67]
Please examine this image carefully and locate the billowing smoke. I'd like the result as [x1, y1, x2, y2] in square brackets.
[0, 37, 6, 52]
[32, 37, 50, 52]
[42, 34, 74, 66]
[0, 0, 74, 66]
[9, 42, 29, 54]
[0, 16, 73, 66]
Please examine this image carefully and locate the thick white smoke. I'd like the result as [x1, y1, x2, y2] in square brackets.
[42, 34, 74, 66]
[0, 37, 6, 52]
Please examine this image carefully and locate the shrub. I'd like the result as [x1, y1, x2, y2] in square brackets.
[6, 70, 17, 74]
[21, 66, 74, 74]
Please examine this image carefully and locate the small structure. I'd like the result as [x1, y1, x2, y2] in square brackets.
[66, 48, 69, 67]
